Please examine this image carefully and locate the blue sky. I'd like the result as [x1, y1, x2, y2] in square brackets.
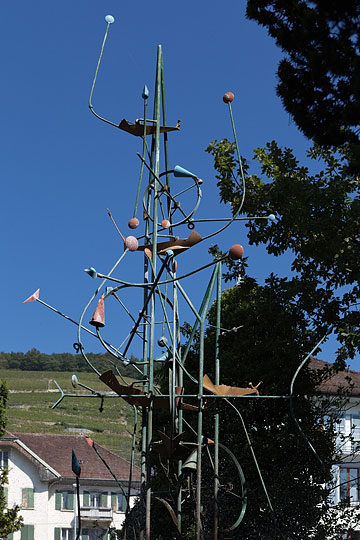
[2, 1, 353, 368]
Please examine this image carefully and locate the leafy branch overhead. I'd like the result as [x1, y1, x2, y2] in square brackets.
[246, 0, 360, 169]
[206, 139, 360, 364]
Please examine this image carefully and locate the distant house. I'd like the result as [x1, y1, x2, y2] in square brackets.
[1, 432, 140, 540]
[311, 358, 360, 539]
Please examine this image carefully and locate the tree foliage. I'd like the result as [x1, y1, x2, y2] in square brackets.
[207, 139, 360, 366]
[0, 380, 23, 537]
[0, 349, 141, 378]
[198, 279, 340, 538]
[246, 0, 360, 169]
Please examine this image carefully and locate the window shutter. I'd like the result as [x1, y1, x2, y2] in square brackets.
[111, 493, 117, 511]
[101, 492, 108, 508]
[6, 533, 14, 540]
[54, 528, 61, 540]
[4, 486, 8, 505]
[122, 495, 128, 512]
[68, 491, 74, 510]
[81, 528, 89, 540]
[28, 488, 34, 509]
[21, 524, 34, 540]
[55, 491, 61, 510]
[83, 491, 90, 506]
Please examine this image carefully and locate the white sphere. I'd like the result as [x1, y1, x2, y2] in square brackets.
[105, 15, 115, 24]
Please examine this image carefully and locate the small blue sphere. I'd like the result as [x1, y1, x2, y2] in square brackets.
[105, 15, 115, 24]
[158, 336, 168, 347]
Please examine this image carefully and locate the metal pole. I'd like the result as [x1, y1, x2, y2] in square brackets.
[145, 44, 162, 540]
[196, 320, 205, 540]
[214, 261, 222, 539]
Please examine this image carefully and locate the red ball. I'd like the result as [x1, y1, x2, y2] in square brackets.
[128, 217, 139, 229]
[161, 219, 171, 229]
[228, 244, 244, 260]
[223, 92, 234, 104]
[124, 236, 139, 251]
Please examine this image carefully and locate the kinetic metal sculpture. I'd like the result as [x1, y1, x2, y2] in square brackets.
[24, 15, 326, 540]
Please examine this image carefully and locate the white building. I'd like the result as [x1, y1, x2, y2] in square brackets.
[1, 432, 140, 540]
[312, 358, 360, 540]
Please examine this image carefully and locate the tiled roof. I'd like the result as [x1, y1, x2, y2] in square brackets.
[310, 358, 360, 397]
[4, 432, 140, 481]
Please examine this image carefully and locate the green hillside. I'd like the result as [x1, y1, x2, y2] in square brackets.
[3, 370, 139, 462]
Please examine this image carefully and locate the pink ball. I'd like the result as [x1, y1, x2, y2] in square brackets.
[144, 247, 152, 259]
[124, 236, 139, 251]
[128, 217, 139, 229]
[223, 92, 234, 103]
[161, 219, 171, 229]
[229, 244, 244, 260]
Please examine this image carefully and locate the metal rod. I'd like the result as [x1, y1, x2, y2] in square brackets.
[213, 262, 222, 539]
[145, 44, 162, 540]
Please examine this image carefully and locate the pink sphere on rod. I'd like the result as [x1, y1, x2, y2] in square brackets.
[124, 236, 139, 251]
[161, 219, 171, 229]
[128, 217, 139, 229]
[223, 92, 234, 103]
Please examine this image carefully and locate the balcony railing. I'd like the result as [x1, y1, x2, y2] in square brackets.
[80, 506, 113, 521]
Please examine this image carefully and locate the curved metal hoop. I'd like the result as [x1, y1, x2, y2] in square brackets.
[201, 442, 247, 533]
[142, 169, 202, 229]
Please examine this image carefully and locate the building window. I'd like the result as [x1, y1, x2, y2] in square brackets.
[83, 491, 108, 508]
[62, 491, 74, 510]
[20, 524, 34, 540]
[111, 492, 127, 513]
[55, 490, 74, 511]
[340, 468, 360, 504]
[90, 492, 101, 507]
[351, 416, 360, 451]
[0, 451, 8, 469]
[54, 528, 74, 540]
[22, 488, 34, 509]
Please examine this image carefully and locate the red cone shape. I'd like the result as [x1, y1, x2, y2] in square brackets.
[89, 294, 105, 327]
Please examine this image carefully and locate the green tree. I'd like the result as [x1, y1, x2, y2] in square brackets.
[189, 138, 360, 537]
[207, 139, 360, 366]
[246, 1, 360, 170]
[0, 380, 23, 537]
[148, 275, 351, 538]
[195, 279, 345, 538]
